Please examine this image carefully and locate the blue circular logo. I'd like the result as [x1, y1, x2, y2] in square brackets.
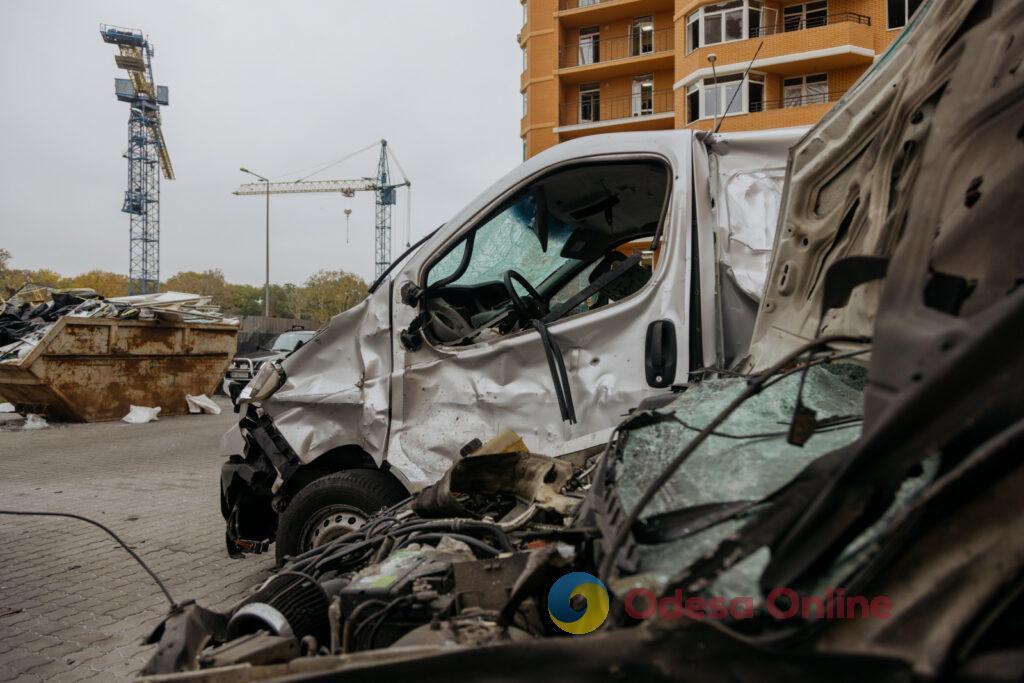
[547, 571, 609, 634]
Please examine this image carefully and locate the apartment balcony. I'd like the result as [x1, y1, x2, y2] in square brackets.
[753, 88, 847, 112]
[678, 12, 875, 86]
[556, 88, 674, 137]
[558, 27, 674, 83]
[557, 0, 673, 29]
[753, 11, 870, 37]
[685, 89, 848, 132]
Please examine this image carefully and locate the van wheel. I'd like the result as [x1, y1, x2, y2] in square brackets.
[275, 470, 407, 565]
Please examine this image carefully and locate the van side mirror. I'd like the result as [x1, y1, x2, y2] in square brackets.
[400, 281, 423, 307]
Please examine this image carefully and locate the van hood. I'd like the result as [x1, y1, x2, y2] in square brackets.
[743, 0, 1019, 373]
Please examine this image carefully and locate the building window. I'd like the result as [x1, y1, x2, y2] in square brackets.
[579, 26, 600, 64]
[632, 75, 654, 116]
[685, 72, 764, 122]
[523, 47, 528, 71]
[887, 0, 924, 29]
[703, 74, 743, 118]
[748, 73, 764, 112]
[522, 0, 528, 26]
[523, 92, 528, 116]
[783, 1, 827, 32]
[686, 84, 700, 124]
[783, 73, 828, 107]
[686, 0, 764, 52]
[523, 140, 528, 161]
[579, 82, 600, 122]
[631, 16, 655, 56]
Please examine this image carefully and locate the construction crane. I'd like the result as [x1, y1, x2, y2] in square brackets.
[100, 24, 173, 294]
[234, 140, 411, 280]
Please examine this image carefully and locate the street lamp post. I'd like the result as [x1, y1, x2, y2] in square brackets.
[240, 167, 270, 316]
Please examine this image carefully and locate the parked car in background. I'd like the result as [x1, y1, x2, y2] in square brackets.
[222, 329, 316, 398]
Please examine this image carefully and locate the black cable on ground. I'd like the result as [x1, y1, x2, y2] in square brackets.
[0, 509, 177, 608]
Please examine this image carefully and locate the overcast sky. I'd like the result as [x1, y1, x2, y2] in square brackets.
[0, 1, 523, 285]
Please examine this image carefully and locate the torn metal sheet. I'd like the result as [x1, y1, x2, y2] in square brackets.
[705, 128, 806, 301]
[186, 394, 221, 415]
[123, 405, 161, 424]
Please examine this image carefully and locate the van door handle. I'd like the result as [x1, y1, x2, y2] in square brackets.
[645, 319, 676, 388]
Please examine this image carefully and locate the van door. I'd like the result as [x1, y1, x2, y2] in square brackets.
[385, 137, 697, 489]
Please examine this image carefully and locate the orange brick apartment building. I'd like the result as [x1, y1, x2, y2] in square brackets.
[519, 0, 923, 158]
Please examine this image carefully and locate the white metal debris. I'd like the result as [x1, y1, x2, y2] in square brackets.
[185, 394, 221, 415]
[22, 414, 48, 430]
[122, 405, 162, 424]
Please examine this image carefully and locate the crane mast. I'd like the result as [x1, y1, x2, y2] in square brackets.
[375, 141, 395, 279]
[100, 24, 173, 294]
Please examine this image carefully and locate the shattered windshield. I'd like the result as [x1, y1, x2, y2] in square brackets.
[614, 364, 867, 593]
[607, 359, 940, 609]
[427, 194, 575, 290]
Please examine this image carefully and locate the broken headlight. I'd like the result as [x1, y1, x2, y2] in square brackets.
[238, 361, 285, 404]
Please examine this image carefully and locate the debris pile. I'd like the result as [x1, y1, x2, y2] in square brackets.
[0, 285, 238, 364]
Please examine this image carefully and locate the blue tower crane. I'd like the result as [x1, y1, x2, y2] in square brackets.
[100, 24, 173, 294]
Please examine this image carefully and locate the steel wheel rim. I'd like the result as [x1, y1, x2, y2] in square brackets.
[301, 504, 367, 551]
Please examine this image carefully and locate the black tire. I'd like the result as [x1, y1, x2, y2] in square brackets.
[275, 469, 407, 565]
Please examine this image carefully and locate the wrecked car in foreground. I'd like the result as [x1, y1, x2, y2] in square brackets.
[145, 0, 1024, 679]
[222, 115, 803, 562]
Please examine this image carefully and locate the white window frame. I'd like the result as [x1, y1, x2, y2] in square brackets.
[747, 72, 765, 112]
[782, 1, 828, 32]
[760, 7, 777, 36]
[685, 0, 763, 53]
[685, 71, 765, 122]
[631, 75, 654, 116]
[579, 83, 600, 123]
[630, 16, 655, 56]
[578, 25, 600, 65]
[782, 73, 829, 108]
[886, 0, 923, 29]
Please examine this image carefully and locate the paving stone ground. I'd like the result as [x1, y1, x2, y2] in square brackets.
[0, 400, 274, 681]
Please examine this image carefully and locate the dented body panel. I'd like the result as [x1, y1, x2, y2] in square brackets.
[262, 291, 393, 467]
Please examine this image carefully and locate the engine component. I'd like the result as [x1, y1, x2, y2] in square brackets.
[227, 572, 331, 645]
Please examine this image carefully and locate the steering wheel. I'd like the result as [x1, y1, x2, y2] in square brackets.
[503, 269, 550, 321]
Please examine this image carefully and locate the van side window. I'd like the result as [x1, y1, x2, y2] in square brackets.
[421, 160, 670, 345]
